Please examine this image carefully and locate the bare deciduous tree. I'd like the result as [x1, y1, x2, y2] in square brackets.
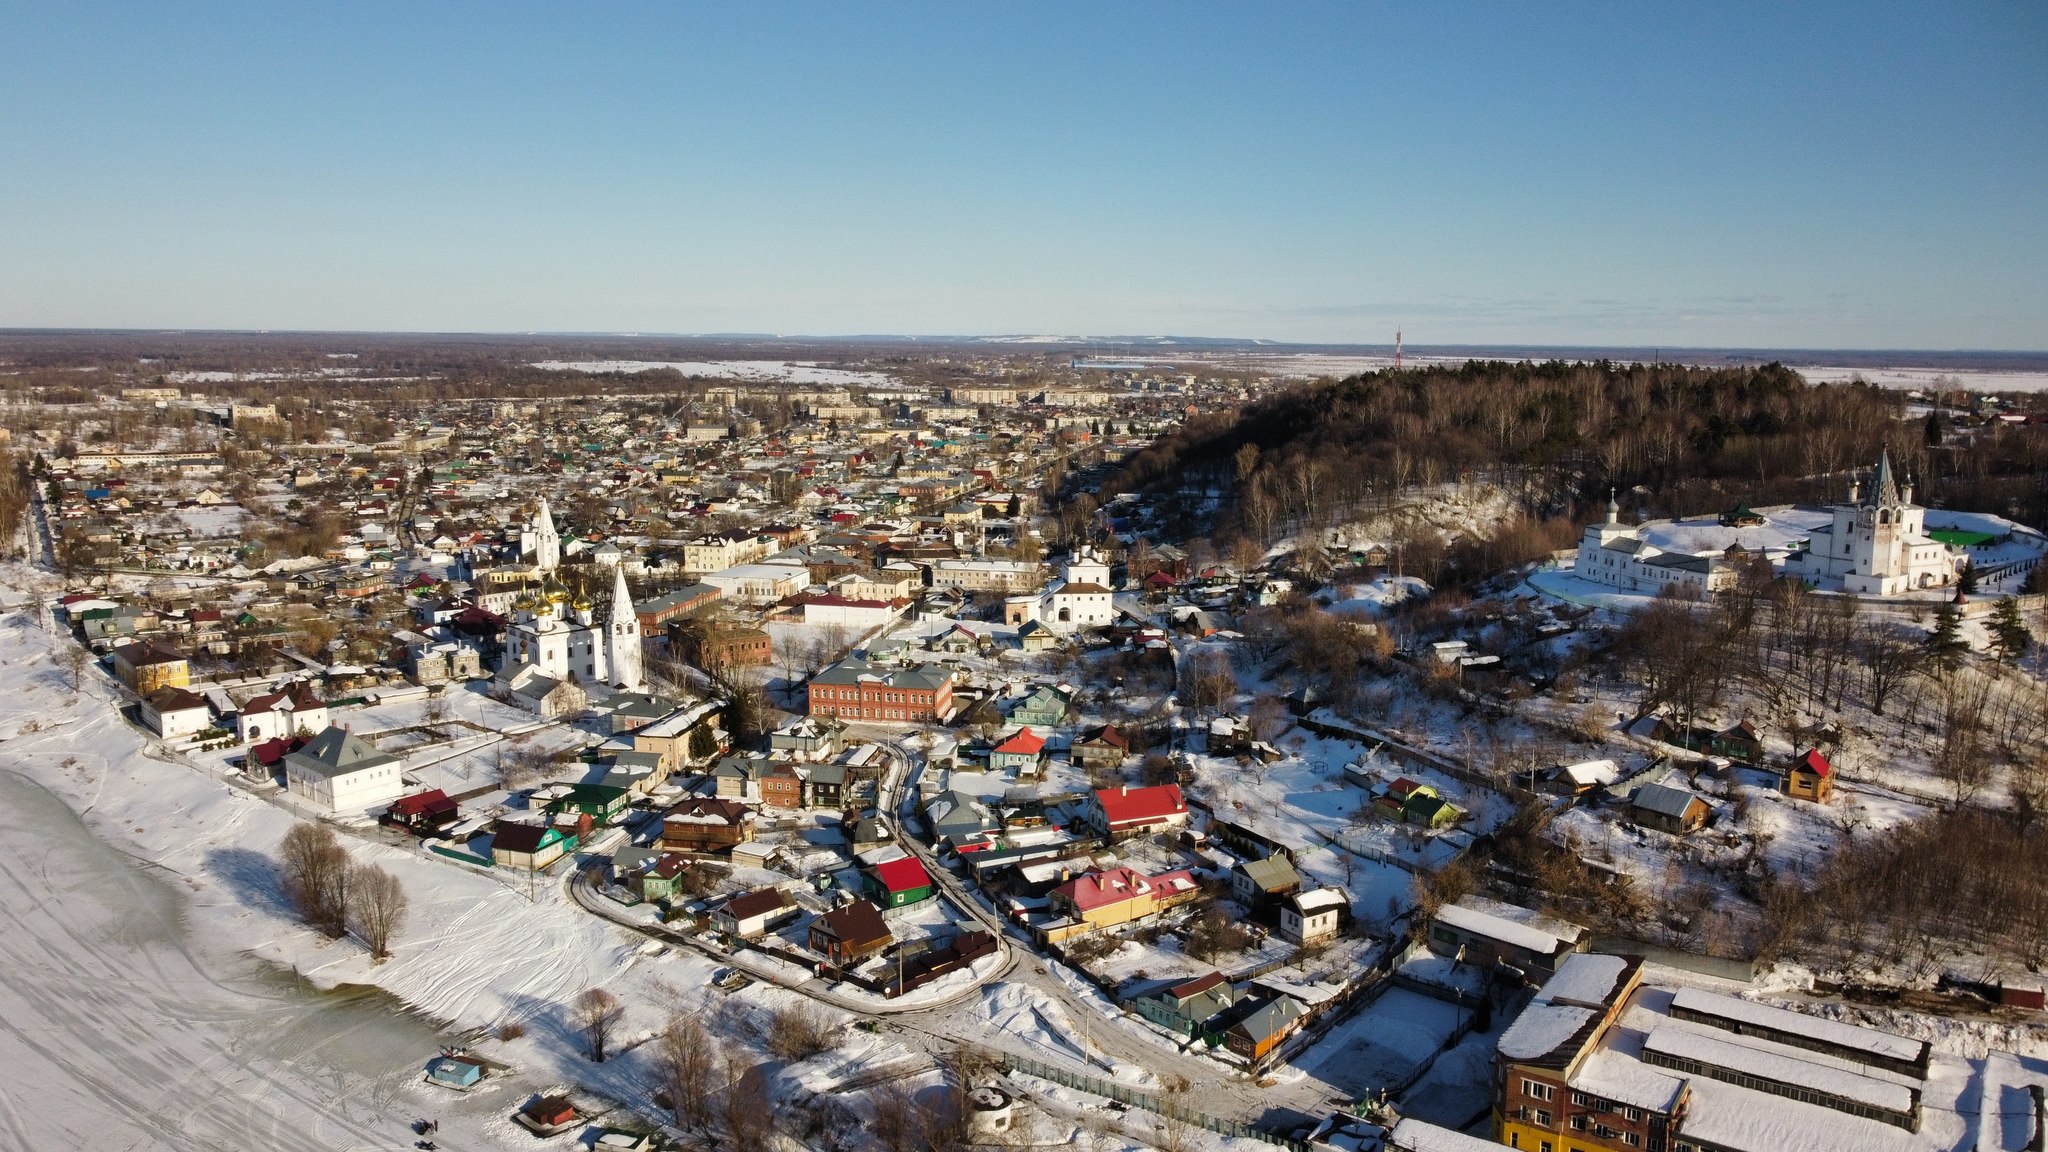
[574, 987, 624, 1063]
[60, 643, 90, 693]
[1157, 1075, 1196, 1152]
[655, 1010, 716, 1130]
[279, 822, 352, 936]
[766, 1003, 839, 1060]
[346, 861, 407, 961]
[722, 1055, 775, 1148]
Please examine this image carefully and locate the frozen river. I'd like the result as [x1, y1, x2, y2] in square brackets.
[0, 766, 478, 1151]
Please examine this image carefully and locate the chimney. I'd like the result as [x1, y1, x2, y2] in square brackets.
[1120, 785, 1128, 796]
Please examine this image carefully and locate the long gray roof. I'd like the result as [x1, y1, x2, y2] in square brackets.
[285, 725, 399, 778]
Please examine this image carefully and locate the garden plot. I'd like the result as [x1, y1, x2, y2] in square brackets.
[1292, 987, 1468, 1100]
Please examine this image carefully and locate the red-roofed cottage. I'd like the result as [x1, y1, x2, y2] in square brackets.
[864, 855, 935, 908]
[990, 727, 1049, 777]
[1086, 784, 1190, 840]
[1050, 866, 1201, 931]
[1783, 748, 1834, 803]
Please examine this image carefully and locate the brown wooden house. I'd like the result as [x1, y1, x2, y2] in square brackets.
[657, 796, 754, 855]
[808, 898, 894, 966]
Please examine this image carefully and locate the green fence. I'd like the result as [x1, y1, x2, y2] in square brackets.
[992, 1050, 1311, 1151]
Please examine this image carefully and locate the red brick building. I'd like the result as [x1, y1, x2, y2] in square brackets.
[807, 656, 954, 723]
[680, 623, 771, 669]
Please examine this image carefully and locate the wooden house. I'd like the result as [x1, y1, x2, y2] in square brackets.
[386, 788, 459, 834]
[864, 856, 935, 909]
[1231, 855, 1303, 910]
[491, 822, 569, 871]
[1132, 971, 1238, 1040]
[808, 899, 894, 965]
[1222, 995, 1307, 1063]
[713, 887, 797, 939]
[1782, 748, 1835, 803]
[1071, 724, 1132, 770]
[989, 727, 1048, 777]
[1630, 781, 1711, 834]
[658, 796, 754, 856]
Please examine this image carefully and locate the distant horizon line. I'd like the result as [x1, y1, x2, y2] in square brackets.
[0, 327, 2043, 360]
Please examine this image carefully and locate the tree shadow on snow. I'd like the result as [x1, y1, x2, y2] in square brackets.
[203, 845, 297, 919]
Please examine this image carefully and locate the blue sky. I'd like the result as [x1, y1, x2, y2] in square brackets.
[3, 3, 2043, 347]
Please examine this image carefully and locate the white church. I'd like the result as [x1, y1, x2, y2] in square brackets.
[1783, 451, 1957, 594]
[495, 498, 647, 714]
[1575, 451, 1959, 598]
[1004, 547, 1117, 633]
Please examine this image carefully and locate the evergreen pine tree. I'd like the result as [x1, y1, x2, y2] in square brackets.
[1928, 603, 1967, 669]
[1991, 596, 2032, 663]
[1924, 411, 1943, 446]
[1957, 561, 1979, 595]
[2026, 562, 2048, 596]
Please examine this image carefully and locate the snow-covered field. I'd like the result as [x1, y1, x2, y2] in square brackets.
[1795, 365, 2048, 393]
[528, 359, 901, 386]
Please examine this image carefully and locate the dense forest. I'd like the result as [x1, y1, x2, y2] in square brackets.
[1107, 361, 2048, 578]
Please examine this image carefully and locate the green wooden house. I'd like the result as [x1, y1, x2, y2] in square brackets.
[548, 782, 631, 826]
[864, 856, 934, 909]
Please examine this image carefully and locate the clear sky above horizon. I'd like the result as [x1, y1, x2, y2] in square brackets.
[3, 3, 2044, 348]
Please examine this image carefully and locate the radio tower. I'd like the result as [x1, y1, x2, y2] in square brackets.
[1394, 328, 1403, 370]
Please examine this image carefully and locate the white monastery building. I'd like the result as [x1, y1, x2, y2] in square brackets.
[1783, 451, 1957, 594]
[1575, 452, 1961, 598]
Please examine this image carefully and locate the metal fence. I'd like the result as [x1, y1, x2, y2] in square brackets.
[993, 1050, 1311, 1151]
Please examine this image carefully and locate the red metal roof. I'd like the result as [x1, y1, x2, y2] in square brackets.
[1093, 783, 1187, 828]
[390, 789, 455, 818]
[872, 855, 932, 894]
[993, 727, 1046, 755]
[1169, 971, 1230, 1000]
[1796, 748, 1833, 777]
[1054, 866, 1196, 914]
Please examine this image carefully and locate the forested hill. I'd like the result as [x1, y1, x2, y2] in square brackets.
[1106, 360, 2048, 552]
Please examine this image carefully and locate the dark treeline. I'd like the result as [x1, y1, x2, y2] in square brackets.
[1106, 361, 2048, 571]
[1787, 807, 2048, 971]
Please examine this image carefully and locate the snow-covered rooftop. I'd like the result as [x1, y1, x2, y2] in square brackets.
[1669, 987, 1927, 1067]
[1437, 899, 1575, 956]
[1539, 952, 1629, 1008]
[1387, 1116, 1504, 1152]
[1644, 1020, 1917, 1116]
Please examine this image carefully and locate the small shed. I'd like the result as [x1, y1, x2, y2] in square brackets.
[424, 1053, 485, 1090]
[516, 1095, 580, 1136]
[1630, 782, 1711, 834]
